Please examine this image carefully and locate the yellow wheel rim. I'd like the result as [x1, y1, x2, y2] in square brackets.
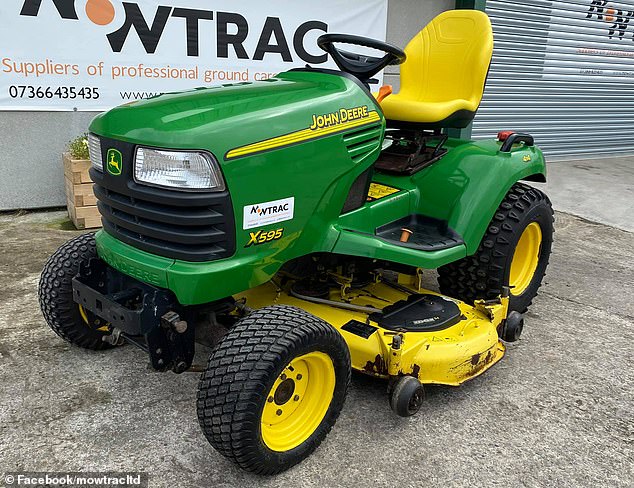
[78, 305, 109, 332]
[79, 304, 90, 324]
[261, 351, 335, 452]
[509, 222, 543, 295]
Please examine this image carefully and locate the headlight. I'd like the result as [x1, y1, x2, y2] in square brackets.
[88, 134, 102, 171]
[134, 147, 225, 192]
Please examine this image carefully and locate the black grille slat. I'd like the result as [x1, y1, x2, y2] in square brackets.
[103, 221, 226, 260]
[94, 186, 225, 227]
[115, 180, 224, 207]
[100, 203, 226, 245]
[91, 137, 236, 262]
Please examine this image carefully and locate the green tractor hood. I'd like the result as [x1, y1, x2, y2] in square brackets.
[90, 70, 380, 162]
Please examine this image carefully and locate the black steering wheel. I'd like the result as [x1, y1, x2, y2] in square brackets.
[317, 34, 406, 83]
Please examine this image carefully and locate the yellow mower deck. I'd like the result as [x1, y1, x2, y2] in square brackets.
[237, 277, 508, 387]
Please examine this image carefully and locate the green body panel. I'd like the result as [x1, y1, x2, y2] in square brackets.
[336, 137, 547, 256]
[90, 69, 546, 305]
[96, 231, 171, 289]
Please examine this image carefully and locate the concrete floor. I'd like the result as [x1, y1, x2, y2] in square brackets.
[536, 156, 634, 233]
[1, 201, 633, 486]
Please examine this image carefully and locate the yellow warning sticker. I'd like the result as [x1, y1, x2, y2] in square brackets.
[367, 183, 400, 202]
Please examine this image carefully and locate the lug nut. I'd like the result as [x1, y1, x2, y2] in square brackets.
[280, 374, 287, 380]
[267, 396, 274, 403]
[296, 374, 302, 380]
[293, 395, 300, 402]
[276, 409, 283, 416]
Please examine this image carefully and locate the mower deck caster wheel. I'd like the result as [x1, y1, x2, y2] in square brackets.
[390, 376, 425, 417]
[501, 311, 524, 342]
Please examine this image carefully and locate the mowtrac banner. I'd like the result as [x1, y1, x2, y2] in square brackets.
[543, 0, 634, 82]
[0, 0, 388, 110]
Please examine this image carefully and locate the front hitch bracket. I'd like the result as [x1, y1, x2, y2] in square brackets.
[72, 257, 195, 373]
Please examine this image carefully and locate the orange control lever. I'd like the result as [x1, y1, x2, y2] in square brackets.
[376, 85, 393, 103]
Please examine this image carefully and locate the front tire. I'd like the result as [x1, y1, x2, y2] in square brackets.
[197, 305, 351, 475]
[38, 233, 113, 350]
[438, 183, 554, 313]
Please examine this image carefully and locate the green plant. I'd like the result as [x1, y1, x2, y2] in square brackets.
[67, 133, 89, 160]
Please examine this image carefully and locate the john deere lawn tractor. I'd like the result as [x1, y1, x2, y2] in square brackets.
[39, 10, 553, 474]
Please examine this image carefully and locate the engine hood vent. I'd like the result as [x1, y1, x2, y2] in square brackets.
[343, 124, 383, 162]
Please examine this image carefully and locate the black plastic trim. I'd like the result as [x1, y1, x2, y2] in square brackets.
[341, 319, 378, 339]
[500, 133, 535, 153]
[522, 173, 547, 183]
[375, 214, 463, 251]
[341, 167, 373, 214]
[370, 293, 462, 332]
[386, 109, 476, 130]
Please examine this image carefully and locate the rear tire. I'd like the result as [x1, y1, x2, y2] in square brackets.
[197, 305, 351, 475]
[38, 233, 114, 350]
[438, 183, 553, 313]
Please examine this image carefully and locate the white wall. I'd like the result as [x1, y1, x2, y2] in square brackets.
[0, 0, 454, 210]
[0, 111, 97, 210]
[385, 0, 455, 90]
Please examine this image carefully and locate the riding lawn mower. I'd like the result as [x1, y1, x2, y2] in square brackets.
[39, 10, 553, 474]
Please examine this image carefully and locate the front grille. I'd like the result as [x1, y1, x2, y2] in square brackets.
[91, 137, 235, 262]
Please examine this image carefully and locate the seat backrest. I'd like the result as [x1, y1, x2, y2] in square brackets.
[399, 10, 493, 108]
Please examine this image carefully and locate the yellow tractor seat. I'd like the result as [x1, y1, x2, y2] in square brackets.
[380, 10, 493, 129]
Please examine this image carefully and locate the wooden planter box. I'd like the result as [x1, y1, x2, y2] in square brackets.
[63, 153, 101, 230]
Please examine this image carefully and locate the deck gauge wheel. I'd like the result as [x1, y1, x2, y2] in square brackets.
[390, 376, 425, 417]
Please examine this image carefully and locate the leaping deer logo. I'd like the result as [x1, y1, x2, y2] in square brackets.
[107, 149, 122, 175]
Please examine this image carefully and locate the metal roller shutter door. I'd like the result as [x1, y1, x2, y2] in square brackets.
[472, 0, 634, 159]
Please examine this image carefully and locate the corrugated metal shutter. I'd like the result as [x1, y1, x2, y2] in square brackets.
[472, 0, 634, 159]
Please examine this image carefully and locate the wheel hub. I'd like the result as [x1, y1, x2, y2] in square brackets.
[261, 351, 335, 452]
[273, 378, 296, 405]
[409, 389, 424, 412]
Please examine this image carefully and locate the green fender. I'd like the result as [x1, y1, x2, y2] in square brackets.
[412, 138, 547, 254]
